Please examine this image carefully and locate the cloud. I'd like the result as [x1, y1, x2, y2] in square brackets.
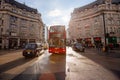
[16, 0, 73, 28]
[46, 8, 73, 29]
[61, 16, 69, 24]
[51, 21, 61, 25]
[48, 9, 62, 17]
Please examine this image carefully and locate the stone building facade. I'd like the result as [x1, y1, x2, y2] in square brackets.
[0, 0, 44, 49]
[69, 0, 120, 46]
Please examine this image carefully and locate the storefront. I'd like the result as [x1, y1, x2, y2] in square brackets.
[93, 37, 101, 43]
[20, 39, 27, 48]
[0, 38, 2, 49]
[29, 39, 36, 43]
[84, 38, 92, 47]
[9, 38, 18, 49]
[108, 36, 117, 44]
[76, 38, 82, 43]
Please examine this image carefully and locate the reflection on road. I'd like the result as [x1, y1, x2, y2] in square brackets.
[10, 47, 120, 80]
[35, 50, 52, 74]
[12, 50, 66, 80]
[66, 47, 119, 80]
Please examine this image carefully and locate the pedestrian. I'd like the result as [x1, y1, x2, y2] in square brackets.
[105, 45, 109, 55]
[96, 42, 103, 54]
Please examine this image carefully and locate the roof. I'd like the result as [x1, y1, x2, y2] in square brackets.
[74, 0, 120, 12]
[112, 0, 120, 4]
[4, 0, 38, 13]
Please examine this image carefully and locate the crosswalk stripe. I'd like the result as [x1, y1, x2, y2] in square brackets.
[39, 73, 56, 80]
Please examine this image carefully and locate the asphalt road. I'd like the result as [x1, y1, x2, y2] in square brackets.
[0, 47, 120, 80]
[12, 50, 66, 80]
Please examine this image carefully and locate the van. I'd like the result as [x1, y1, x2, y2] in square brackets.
[22, 43, 43, 58]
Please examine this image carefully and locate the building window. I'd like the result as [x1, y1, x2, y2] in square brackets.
[0, 19, 3, 26]
[118, 28, 120, 33]
[0, 28, 3, 35]
[118, 14, 120, 19]
[20, 19, 26, 26]
[10, 15, 17, 24]
[22, 10, 27, 16]
[9, 24, 17, 32]
[0, 1, 1, 5]
[10, 32, 17, 36]
[108, 19, 111, 25]
[0, 14, 3, 26]
[106, 27, 108, 33]
[105, 0, 111, 5]
[0, 14, 3, 18]
[20, 26, 27, 37]
[12, 8, 17, 13]
[21, 26, 27, 31]
[10, 24, 17, 28]
[118, 20, 120, 26]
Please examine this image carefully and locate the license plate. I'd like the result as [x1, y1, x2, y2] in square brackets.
[55, 51, 58, 53]
[27, 52, 30, 54]
[26, 50, 31, 52]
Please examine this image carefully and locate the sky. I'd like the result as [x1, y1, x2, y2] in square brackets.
[16, 0, 96, 28]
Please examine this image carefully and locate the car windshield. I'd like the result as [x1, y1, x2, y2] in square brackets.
[25, 44, 37, 49]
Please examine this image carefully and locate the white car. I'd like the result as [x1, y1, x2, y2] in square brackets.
[72, 42, 85, 52]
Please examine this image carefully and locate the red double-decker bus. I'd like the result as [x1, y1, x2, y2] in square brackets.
[48, 25, 66, 54]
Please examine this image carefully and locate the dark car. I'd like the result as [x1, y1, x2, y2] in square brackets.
[22, 43, 43, 58]
[72, 42, 85, 52]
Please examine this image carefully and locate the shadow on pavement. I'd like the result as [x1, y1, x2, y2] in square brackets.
[79, 48, 120, 79]
[94, 48, 120, 58]
[111, 69, 120, 79]
[0, 49, 22, 56]
[0, 57, 33, 74]
[12, 51, 66, 80]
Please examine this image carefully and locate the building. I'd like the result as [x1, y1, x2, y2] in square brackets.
[69, 0, 120, 46]
[0, 0, 44, 49]
[43, 24, 49, 42]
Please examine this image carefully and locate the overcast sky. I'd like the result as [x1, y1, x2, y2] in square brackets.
[16, 0, 96, 28]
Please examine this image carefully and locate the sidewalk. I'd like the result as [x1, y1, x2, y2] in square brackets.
[106, 49, 120, 58]
[86, 48, 120, 58]
[0, 49, 23, 55]
[67, 47, 120, 80]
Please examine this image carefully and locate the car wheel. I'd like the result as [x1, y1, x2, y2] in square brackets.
[82, 49, 85, 52]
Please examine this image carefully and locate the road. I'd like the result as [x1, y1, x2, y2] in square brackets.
[0, 47, 120, 80]
[66, 48, 120, 80]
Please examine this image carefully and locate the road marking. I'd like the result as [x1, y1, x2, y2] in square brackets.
[39, 73, 56, 80]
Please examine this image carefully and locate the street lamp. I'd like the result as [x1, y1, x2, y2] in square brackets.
[102, 12, 107, 46]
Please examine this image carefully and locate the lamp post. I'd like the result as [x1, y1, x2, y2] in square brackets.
[102, 12, 107, 46]
[102, 12, 110, 54]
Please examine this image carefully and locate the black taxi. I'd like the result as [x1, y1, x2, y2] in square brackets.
[22, 43, 43, 58]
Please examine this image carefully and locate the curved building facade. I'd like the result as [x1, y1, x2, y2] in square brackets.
[0, 0, 44, 49]
[69, 0, 120, 46]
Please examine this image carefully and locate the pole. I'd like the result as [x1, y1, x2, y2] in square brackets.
[102, 13, 107, 46]
[102, 12, 109, 54]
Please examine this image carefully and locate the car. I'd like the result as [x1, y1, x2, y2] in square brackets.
[72, 42, 85, 52]
[22, 43, 43, 58]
